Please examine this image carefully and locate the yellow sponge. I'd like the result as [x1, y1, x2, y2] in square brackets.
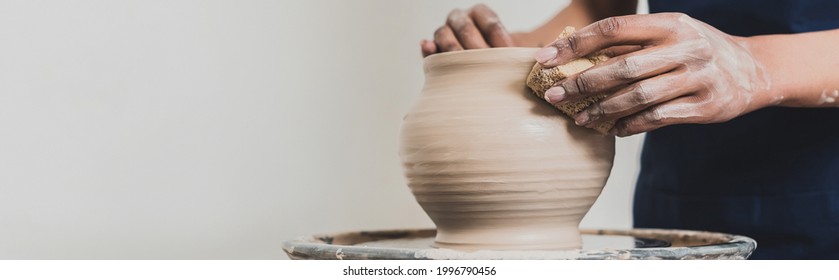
[526, 27, 614, 134]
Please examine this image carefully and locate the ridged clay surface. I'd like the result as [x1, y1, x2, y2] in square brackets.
[400, 48, 615, 250]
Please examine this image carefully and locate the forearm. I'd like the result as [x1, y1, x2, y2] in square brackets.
[513, 0, 637, 47]
[745, 29, 839, 108]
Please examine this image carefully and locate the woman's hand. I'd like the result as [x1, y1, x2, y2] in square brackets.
[534, 13, 773, 137]
[421, 4, 516, 57]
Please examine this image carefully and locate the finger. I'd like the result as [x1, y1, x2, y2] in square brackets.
[545, 46, 688, 104]
[599, 45, 643, 57]
[446, 9, 490, 49]
[434, 25, 464, 52]
[469, 4, 514, 47]
[421, 39, 438, 57]
[610, 96, 706, 137]
[535, 13, 682, 67]
[574, 70, 695, 127]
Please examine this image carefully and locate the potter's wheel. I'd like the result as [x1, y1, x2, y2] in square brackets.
[283, 228, 756, 260]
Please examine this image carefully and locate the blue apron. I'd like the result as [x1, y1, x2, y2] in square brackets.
[637, 0, 839, 259]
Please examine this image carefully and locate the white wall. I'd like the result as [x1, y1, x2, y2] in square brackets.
[0, 0, 646, 259]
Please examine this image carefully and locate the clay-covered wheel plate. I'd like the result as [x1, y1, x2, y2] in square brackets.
[283, 228, 756, 260]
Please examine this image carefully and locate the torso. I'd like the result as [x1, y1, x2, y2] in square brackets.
[637, 0, 839, 259]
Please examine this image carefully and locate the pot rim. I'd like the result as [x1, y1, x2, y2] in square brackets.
[423, 47, 540, 72]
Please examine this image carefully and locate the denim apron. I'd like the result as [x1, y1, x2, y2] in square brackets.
[636, 0, 839, 259]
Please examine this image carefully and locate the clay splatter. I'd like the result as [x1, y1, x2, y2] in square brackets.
[819, 89, 839, 104]
[771, 95, 785, 105]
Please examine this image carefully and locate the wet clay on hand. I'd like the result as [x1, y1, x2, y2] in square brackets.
[400, 48, 615, 251]
[527, 27, 614, 134]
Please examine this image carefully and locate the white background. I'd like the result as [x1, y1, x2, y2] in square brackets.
[0, 0, 647, 259]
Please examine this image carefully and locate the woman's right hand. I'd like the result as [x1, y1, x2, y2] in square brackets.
[421, 4, 516, 57]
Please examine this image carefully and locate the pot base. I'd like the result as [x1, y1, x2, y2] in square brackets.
[283, 228, 756, 260]
[433, 226, 582, 251]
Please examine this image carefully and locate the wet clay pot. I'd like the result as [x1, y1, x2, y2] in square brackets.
[399, 48, 615, 251]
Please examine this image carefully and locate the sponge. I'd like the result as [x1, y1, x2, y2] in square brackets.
[526, 27, 614, 134]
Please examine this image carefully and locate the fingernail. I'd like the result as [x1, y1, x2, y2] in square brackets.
[575, 111, 590, 126]
[534, 47, 558, 64]
[544, 86, 565, 103]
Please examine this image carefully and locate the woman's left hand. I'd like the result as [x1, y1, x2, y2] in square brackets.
[534, 13, 773, 137]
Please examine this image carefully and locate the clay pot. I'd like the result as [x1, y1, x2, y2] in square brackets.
[399, 48, 615, 251]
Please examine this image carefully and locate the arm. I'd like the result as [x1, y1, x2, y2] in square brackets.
[421, 0, 637, 57]
[746, 30, 839, 108]
[513, 0, 637, 47]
